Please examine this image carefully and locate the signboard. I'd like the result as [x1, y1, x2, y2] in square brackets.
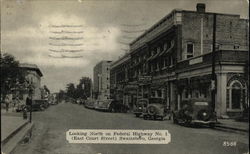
[189, 57, 203, 65]
[138, 76, 152, 82]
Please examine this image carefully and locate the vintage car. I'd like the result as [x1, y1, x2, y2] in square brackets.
[94, 99, 113, 111]
[26, 99, 47, 111]
[84, 98, 95, 109]
[172, 99, 217, 127]
[142, 98, 170, 121]
[16, 102, 26, 112]
[133, 99, 148, 117]
[109, 100, 129, 113]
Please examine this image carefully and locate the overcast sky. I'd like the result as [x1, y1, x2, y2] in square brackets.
[1, 0, 248, 92]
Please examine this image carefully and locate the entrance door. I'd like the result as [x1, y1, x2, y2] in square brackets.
[231, 89, 241, 109]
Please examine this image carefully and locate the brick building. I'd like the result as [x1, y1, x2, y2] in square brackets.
[112, 3, 248, 117]
[93, 61, 112, 100]
[110, 54, 134, 109]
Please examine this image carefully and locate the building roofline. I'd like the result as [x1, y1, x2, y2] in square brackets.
[20, 63, 43, 77]
[129, 7, 247, 48]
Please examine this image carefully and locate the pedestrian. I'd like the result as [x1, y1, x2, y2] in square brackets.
[12, 96, 16, 111]
[26, 95, 32, 106]
[4, 94, 10, 112]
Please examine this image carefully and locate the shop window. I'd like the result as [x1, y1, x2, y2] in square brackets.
[186, 43, 194, 59]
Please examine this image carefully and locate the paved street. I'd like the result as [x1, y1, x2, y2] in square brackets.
[13, 102, 248, 154]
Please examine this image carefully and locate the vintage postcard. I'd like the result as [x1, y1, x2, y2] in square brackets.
[1, 0, 249, 154]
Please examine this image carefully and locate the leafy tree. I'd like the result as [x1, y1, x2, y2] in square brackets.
[75, 77, 92, 99]
[58, 90, 66, 101]
[66, 83, 76, 98]
[0, 53, 25, 101]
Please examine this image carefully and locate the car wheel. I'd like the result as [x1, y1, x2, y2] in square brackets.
[184, 117, 192, 126]
[135, 114, 140, 117]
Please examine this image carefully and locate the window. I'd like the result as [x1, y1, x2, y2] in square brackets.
[186, 43, 194, 59]
[226, 80, 246, 110]
[164, 42, 168, 50]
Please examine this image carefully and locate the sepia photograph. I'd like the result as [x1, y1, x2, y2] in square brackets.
[1, 0, 249, 154]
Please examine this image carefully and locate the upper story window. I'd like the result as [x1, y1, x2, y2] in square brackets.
[171, 40, 175, 46]
[186, 43, 194, 59]
[163, 42, 168, 50]
[157, 46, 161, 53]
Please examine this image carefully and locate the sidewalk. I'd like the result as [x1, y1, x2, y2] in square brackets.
[216, 118, 249, 132]
[1, 107, 33, 154]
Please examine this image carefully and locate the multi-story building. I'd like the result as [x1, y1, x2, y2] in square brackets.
[19, 63, 43, 101]
[93, 60, 112, 100]
[110, 54, 134, 109]
[119, 3, 248, 117]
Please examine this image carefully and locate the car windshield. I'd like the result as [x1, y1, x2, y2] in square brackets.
[194, 102, 209, 106]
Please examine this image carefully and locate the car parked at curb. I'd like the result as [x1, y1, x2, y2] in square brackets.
[142, 98, 170, 121]
[172, 99, 217, 127]
[94, 99, 111, 111]
[134, 99, 148, 117]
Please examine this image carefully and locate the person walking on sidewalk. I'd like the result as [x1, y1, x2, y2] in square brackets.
[4, 95, 11, 112]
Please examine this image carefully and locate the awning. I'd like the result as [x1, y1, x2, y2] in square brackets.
[159, 42, 174, 57]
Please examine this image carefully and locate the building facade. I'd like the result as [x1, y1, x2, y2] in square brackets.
[93, 61, 112, 100]
[112, 3, 248, 117]
[110, 54, 134, 109]
[19, 63, 43, 102]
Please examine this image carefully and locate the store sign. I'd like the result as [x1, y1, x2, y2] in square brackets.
[138, 76, 152, 82]
[189, 57, 203, 65]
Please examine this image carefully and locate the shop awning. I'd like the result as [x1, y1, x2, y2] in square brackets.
[159, 42, 174, 57]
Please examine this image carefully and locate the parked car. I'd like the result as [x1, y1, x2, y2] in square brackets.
[94, 99, 113, 111]
[109, 100, 129, 113]
[27, 99, 46, 111]
[84, 98, 95, 109]
[142, 98, 170, 121]
[16, 102, 26, 112]
[133, 99, 148, 117]
[172, 99, 217, 127]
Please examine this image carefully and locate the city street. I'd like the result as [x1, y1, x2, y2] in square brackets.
[13, 102, 248, 154]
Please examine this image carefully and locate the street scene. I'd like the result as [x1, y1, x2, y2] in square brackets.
[1, 0, 249, 154]
[10, 102, 250, 154]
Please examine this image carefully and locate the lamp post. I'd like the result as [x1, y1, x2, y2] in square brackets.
[27, 81, 34, 123]
[211, 13, 217, 112]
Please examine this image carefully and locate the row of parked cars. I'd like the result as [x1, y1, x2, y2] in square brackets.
[133, 98, 217, 128]
[82, 98, 129, 113]
[16, 98, 58, 112]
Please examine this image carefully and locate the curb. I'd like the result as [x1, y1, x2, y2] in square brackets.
[215, 125, 249, 133]
[1, 122, 34, 154]
[1, 121, 29, 146]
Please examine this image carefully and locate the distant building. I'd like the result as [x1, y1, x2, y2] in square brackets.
[93, 61, 112, 100]
[110, 54, 133, 109]
[19, 63, 43, 101]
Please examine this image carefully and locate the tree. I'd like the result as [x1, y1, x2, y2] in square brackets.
[75, 77, 92, 99]
[58, 90, 66, 101]
[0, 53, 25, 101]
[66, 83, 76, 98]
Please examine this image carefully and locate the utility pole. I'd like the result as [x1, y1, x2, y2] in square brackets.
[211, 13, 217, 112]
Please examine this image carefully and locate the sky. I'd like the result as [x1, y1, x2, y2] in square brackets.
[1, 0, 249, 92]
